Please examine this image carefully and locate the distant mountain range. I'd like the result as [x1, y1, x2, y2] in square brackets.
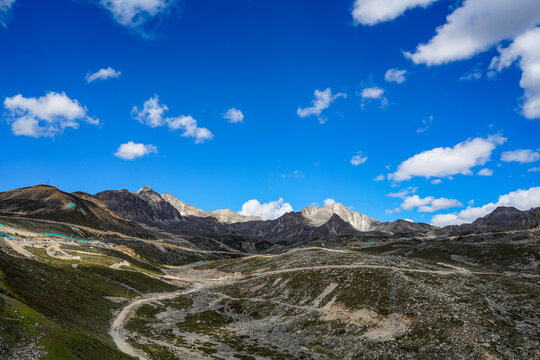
[1, 185, 539, 251]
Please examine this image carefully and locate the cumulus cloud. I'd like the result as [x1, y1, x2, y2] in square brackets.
[401, 195, 462, 212]
[0, 0, 16, 27]
[359, 86, 388, 108]
[501, 149, 540, 163]
[132, 95, 213, 143]
[115, 141, 157, 160]
[132, 95, 168, 128]
[490, 28, 540, 119]
[297, 88, 346, 124]
[401, 0, 540, 119]
[350, 151, 368, 166]
[360, 86, 384, 99]
[384, 69, 407, 83]
[239, 198, 293, 221]
[3, 92, 98, 138]
[351, 0, 438, 26]
[99, 0, 176, 35]
[86, 67, 121, 83]
[224, 108, 244, 123]
[167, 115, 214, 144]
[324, 198, 336, 206]
[405, 0, 540, 66]
[432, 186, 540, 226]
[478, 168, 493, 176]
[389, 135, 506, 181]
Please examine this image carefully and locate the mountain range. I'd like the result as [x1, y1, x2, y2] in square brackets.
[1, 184, 539, 252]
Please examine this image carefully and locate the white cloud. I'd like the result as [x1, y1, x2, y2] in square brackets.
[490, 28, 540, 119]
[478, 168, 493, 176]
[351, 151, 368, 166]
[132, 94, 168, 128]
[432, 186, 540, 226]
[99, 0, 175, 33]
[416, 115, 433, 133]
[459, 69, 482, 81]
[297, 88, 346, 124]
[401, 0, 540, 119]
[373, 174, 385, 181]
[115, 141, 157, 160]
[224, 108, 244, 123]
[0, 0, 16, 27]
[528, 167, 540, 172]
[132, 95, 213, 143]
[324, 198, 336, 206]
[167, 115, 214, 144]
[405, 0, 540, 66]
[86, 67, 121, 83]
[431, 179, 442, 184]
[239, 198, 293, 221]
[501, 149, 540, 163]
[360, 86, 384, 99]
[385, 207, 401, 214]
[401, 195, 462, 212]
[351, 0, 438, 26]
[360, 86, 388, 108]
[3, 92, 98, 138]
[389, 135, 506, 181]
[387, 186, 417, 199]
[384, 69, 407, 83]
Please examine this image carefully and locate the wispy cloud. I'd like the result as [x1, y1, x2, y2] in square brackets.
[132, 95, 213, 144]
[86, 67, 121, 83]
[297, 88, 346, 124]
[351, 151, 368, 166]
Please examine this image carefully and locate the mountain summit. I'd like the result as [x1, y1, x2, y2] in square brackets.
[300, 202, 379, 231]
[161, 192, 261, 224]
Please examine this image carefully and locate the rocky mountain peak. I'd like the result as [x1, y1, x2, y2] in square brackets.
[161, 192, 207, 218]
[161, 192, 262, 224]
[137, 185, 155, 195]
[472, 206, 524, 227]
[300, 202, 378, 232]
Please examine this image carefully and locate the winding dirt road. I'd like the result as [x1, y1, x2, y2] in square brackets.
[109, 254, 514, 359]
[109, 283, 206, 360]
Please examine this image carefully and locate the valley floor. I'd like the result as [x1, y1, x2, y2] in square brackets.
[0, 221, 539, 359]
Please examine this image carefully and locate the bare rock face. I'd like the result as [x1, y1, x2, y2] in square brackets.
[161, 192, 207, 218]
[301, 202, 379, 231]
[161, 192, 261, 224]
[207, 209, 261, 224]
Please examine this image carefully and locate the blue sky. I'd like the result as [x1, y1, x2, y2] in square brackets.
[1, 0, 539, 225]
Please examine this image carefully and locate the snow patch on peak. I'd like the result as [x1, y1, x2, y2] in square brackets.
[301, 202, 378, 231]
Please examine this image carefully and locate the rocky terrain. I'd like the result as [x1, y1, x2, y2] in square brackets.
[0, 184, 539, 359]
